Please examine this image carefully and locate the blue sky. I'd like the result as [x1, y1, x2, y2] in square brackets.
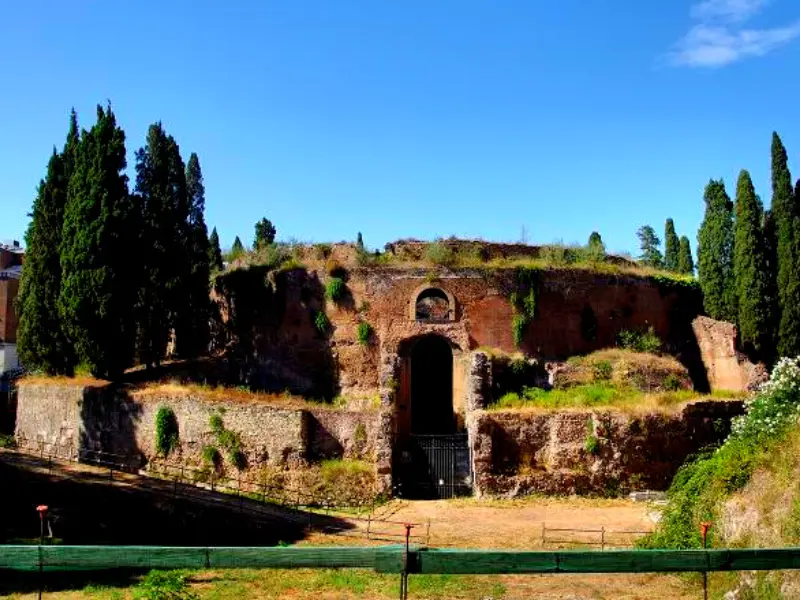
[1, 0, 800, 256]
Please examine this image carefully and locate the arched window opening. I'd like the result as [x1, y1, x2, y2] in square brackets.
[415, 288, 451, 322]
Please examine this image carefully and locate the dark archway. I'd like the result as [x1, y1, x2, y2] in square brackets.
[410, 335, 454, 435]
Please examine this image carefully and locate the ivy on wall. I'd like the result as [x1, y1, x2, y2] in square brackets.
[509, 267, 541, 347]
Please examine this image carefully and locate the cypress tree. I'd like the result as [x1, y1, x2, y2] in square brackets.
[587, 231, 605, 261]
[763, 209, 780, 357]
[678, 236, 694, 275]
[771, 133, 800, 356]
[176, 152, 211, 358]
[664, 218, 680, 271]
[16, 152, 75, 373]
[231, 236, 244, 255]
[59, 105, 137, 379]
[697, 179, 736, 322]
[209, 227, 223, 271]
[134, 123, 189, 367]
[733, 170, 772, 354]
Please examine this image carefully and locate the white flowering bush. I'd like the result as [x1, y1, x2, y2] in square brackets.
[641, 356, 800, 549]
[730, 356, 800, 441]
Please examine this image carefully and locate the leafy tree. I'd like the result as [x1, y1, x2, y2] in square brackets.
[231, 236, 244, 258]
[733, 170, 772, 354]
[586, 231, 605, 261]
[636, 225, 663, 267]
[58, 105, 138, 379]
[253, 218, 276, 248]
[208, 226, 223, 271]
[771, 133, 800, 356]
[134, 122, 190, 368]
[678, 236, 694, 275]
[664, 218, 680, 272]
[697, 179, 736, 322]
[16, 120, 78, 374]
[176, 152, 212, 358]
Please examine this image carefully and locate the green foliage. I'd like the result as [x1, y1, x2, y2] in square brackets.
[314, 310, 330, 334]
[617, 327, 661, 353]
[314, 243, 332, 259]
[134, 122, 193, 368]
[586, 232, 606, 262]
[175, 152, 212, 359]
[154, 406, 179, 457]
[664, 218, 679, 272]
[208, 412, 247, 470]
[208, 226, 223, 271]
[356, 321, 372, 345]
[133, 569, 198, 600]
[0, 434, 17, 449]
[663, 373, 682, 391]
[772, 133, 800, 357]
[201, 444, 221, 469]
[678, 236, 694, 275]
[58, 104, 138, 379]
[229, 236, 245, 260]
[16, 116, 77, 375]
[425, 241, 456, 267]
[325, 276, 345, 302]
[697, 178, 737, 322]
[641, 357, 800, 549]
[636, 225, 664, 268]
[254, 217, 277, 248]
[511, 314, 528, 347]
[591, 360, 613, 381]
[733, 169, 773, 355]
[584, 432, 600, 455]
[356, 232, 364, 251]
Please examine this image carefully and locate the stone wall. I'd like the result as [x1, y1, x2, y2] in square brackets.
[15, 382, 378, 472]
[692, 316, 769, 392]
[470, 400, 744, 497]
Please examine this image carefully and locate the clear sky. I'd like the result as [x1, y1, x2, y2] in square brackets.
[1, 0, 800, 256]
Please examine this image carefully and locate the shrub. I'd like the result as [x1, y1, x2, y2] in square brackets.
[617, 327, 661, 354]
[314, 310, 330, 334]
[134, 570, 198, 600]
[640, 357, 800, 549]
[584, 434, 600, 455]
[663, 373, 682, 391]
[511, 314, 528, 347]
[0, 434, 17, 449]
[539, 244, 570, 265]
[591, 360, 613, 381]
[357, 321, 372, 346]
[325, 277, 345, 302]
[208, 413, 224, 435]
[154, 407, 179, 457]
[314, 243, 332, 259]
[201, 444, 221, 469]
[425, 241, 456, 267]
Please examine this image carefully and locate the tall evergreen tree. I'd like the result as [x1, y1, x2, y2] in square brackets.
[678, 236, 694, 275]
[16, 152, 75, 373]
[231, 236, 244, 255]
[587, 231, 605, 261]
[636, 225, 663, 267]
[733, 170, 772, 354]
[254, 218, 276, 248]
[134, 122, 190, 368]
[771, 133, 800, 356]
[763, 208, 780, 357]
[664, 218, 680, 272]
[58, 105, 137, 379]
[176, 152, 212, 358]
[208, 226, 223, 271]
[697, 179, 736, 322]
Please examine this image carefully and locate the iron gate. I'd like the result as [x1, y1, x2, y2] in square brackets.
[394, 434, 472, 499]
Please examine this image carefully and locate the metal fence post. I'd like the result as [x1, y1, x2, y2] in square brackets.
[601, 527, 605, 552]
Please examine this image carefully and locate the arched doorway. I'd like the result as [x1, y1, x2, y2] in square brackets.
[410, 335, 454, 434]
[393, 334, 471, 499]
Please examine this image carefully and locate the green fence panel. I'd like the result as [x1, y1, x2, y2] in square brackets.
[416, 548, 800, 574]
[0, 546, 40, 571]
[208, 546, 389, 569]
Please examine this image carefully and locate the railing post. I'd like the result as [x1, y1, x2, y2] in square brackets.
[541, 523, 546, 548]
[366, 514, 372, 541]
[601, 526, 605, 552]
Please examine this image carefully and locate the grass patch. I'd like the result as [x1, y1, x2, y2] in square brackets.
[489, 382, 731, 412]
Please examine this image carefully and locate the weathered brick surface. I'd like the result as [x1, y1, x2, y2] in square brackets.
[471, 400, 745, 497]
